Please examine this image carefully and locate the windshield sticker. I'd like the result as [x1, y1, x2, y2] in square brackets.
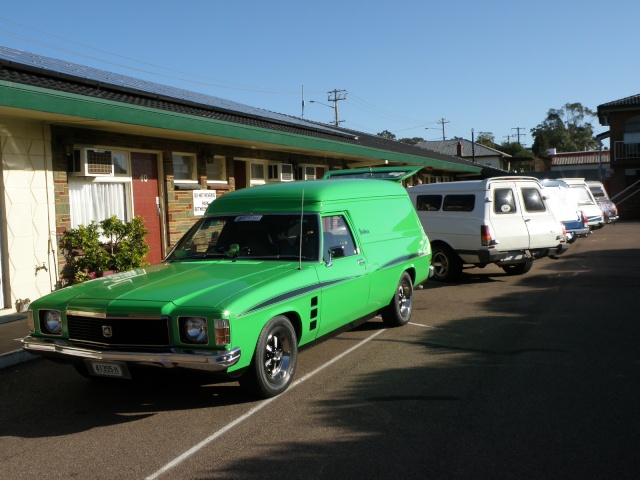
[501, 204, 511, 213]
[235, 215, 263, 222]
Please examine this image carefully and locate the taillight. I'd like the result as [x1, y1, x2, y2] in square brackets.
[481, 225, 494, 246]
[580, 210, 588, 227]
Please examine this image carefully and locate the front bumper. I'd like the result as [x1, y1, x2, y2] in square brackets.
[22, 336, 241, 372]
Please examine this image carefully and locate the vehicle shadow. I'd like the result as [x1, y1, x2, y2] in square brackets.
[0, 361, 256, 439]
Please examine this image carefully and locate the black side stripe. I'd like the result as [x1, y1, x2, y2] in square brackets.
[239, 277, 352, 317]
[379, 252, 425, 270]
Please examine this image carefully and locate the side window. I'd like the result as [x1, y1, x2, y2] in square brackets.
[494, 188, 517, 214]
[416, 194, 442, 211]
[443, 195, 475, 212]
[522, 188, 546, 212]
[322, 215, 357, 260]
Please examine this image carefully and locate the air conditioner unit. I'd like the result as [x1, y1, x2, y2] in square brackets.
[280, 163, 294, 182]
[68, 148, 114, 177]
[298, 165, 317, 180]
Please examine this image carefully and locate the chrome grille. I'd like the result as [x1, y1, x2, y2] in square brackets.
[67, 314, 171, 349]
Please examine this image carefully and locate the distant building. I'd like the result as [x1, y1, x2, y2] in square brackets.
[417, 139, 525, 172]
[546, 149, 611, 181]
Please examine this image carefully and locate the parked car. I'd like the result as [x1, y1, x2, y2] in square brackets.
[540, 179, 590, 243]
[23, 167, 432, 398]
[561, 178, 605, 230]
[587, 181, 619, 224]
[407, 177, 568, 282]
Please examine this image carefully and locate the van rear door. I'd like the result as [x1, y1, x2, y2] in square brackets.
[488, 181, 531, 250]
[518, 181, 562, 249]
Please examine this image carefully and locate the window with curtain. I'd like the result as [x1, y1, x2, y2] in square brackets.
[172, 154, 197, 181]
[69, 181, 128, 228]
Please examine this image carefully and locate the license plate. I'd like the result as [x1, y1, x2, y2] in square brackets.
[87, 360, 130, 379]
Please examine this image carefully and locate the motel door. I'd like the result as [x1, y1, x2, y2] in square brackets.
[131, 152, 164, 264]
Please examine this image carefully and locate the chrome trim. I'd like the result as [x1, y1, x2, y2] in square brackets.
[22, 336, 241, 371]
[65, 310, 163, 320]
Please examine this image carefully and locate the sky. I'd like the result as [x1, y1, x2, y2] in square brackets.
[1, 0, 637, 149]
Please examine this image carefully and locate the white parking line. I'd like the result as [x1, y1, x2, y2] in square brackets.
[146, 328, 385, 480]
[409, 322, 437, 328]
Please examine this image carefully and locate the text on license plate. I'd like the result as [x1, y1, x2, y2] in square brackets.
[89, 361, 126, 377]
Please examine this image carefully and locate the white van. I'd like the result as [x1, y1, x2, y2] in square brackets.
[540, 179, 590, 243]
[560, 179, 605, 229]
[407, 177, 568, 282]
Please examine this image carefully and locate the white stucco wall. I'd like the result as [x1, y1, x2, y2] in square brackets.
[0, 117, 57, 313]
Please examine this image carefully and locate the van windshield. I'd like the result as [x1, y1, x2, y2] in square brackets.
[166, 214, 320, 262]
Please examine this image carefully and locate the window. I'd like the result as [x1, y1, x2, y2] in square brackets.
[173, 154, 197, 181]
[69, 180, 129, 229]
[322, 215, 357, 260]
[494, 188, 517, 214]
[522, 188, 546, 212]
[206, 155, 226, 182]
[250, 163, 266, 184]
[443, 194, 475, 212]
[416, 194, 443, 211]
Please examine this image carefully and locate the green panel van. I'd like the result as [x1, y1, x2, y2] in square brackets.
[23, 168, 432, 398]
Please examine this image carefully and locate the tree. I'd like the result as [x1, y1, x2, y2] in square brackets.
[476, 132, 497, 149]
[531, 102, 598, 156]
[377, 130, 396, 140]
[498, 141, 532, 157]
[398, 137, 425, 145]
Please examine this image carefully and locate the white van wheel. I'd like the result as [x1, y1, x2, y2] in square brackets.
[431, 245, 462, 282]
[502, 260, 533, 276]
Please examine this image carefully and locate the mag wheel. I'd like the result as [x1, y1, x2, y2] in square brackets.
[240, 315, 298, 398]
[381, 272, 414, 327]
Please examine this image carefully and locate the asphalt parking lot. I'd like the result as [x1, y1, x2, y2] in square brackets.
[1, 221, 639, 480]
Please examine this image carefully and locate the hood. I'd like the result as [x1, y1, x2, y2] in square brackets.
[48, 261, 306, 311]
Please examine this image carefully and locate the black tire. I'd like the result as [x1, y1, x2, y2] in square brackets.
[431, 244, 463, 282]
[381, 272, 414, 327]
[240, 315, 298, 398]
[502, 260, 533, 276]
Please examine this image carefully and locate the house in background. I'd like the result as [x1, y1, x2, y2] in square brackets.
[546, 149, 611, 183]
[417, 139, 521, 174]
[597, 94, 640, 219]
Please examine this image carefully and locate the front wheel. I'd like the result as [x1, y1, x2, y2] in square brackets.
[240, 315, 298, 398]
[381, 272, 414, 327]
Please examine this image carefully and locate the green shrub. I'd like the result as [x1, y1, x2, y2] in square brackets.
[62, 216, 150, 284]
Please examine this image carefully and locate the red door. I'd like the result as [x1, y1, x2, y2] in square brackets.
[131, 152, 163, 264]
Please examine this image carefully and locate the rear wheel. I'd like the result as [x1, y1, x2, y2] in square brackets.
[502, 260, 533, 276]
[431, 245, 463, 282]
[240, 315, 298, 398]
[381, 272, 413, 327]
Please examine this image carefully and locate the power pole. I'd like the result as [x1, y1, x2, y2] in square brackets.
[327, 89, 347, 126]
[438, 118, 449, 140]
[512, 127, 526, 145]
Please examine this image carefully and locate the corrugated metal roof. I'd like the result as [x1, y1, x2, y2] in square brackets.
[550, 151, 610, 166]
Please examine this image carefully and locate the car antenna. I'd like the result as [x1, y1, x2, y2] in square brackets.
[298, 189, 304, 270]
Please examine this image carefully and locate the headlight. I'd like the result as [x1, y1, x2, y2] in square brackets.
[182, 317, 208, 344]
[41, 310, 62, 335]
